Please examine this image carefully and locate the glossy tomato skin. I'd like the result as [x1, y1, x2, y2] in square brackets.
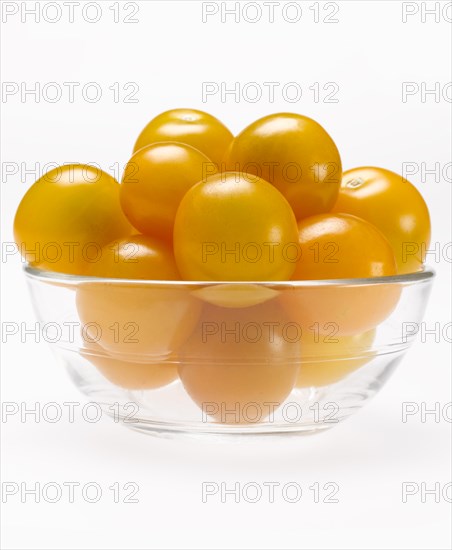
[173, 172, 299, 282]
[76, 235, 202, 359]
[120, 143, 214, 242]
[13, 164, 133, 275]
[332, 167, 431, 274]
[178, 301, 300, 424]
[86, 234, 181, 280]
[226, 113, 342, 219]
[293, 213, 397, 280]
[133, 108, 233, 166]
[280, 214, 400, 336]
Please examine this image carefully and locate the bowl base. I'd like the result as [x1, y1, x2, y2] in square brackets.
[62, 351, 404, 440]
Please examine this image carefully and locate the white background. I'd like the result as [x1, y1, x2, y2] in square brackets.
[1, 1, 451, 549]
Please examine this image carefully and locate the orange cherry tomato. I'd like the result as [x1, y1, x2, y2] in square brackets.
[120, 142, 215, 242]
[178, 301, 300, 424]
[332, 167, 431, 274]
[296, 328, 375, 388]
[14, 164, 133, 275]
[293, 213, 397, 280]
[280, 214, 400, 335]
[85, 234, 181, 279]
[173, 172, 299, 282]
[226, 113, 342, 219]
[281, 282, 400, 337]
[133, 108, 233, 166]
[76, 235, 202, 358]
[82, 342, 178, 390]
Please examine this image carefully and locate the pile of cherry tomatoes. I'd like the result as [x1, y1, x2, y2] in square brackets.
[14, 110, 432, 417]
[14, 108, 431, 281]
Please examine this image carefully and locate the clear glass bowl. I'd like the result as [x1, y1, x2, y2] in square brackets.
[24, 265, 434, 439]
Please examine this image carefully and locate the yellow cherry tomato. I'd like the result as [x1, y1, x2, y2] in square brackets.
[280, 214, 400, 335]
[76, 235, 202, 358]
[120, 142, 214, 242]
[297, 329, 375, 388]
[332, 167, 431, 274]
[173, 172, 299, 282]
[281, 283, 400, 337]
[226, 113, 342, 219]
[86, 234, 181, 280]
[133, 108, 233, 166]
[14, 164, 133, 275]
[293, 213, 397, 280]
[82, 341, 178, 390]
[178, 301, 300, 424]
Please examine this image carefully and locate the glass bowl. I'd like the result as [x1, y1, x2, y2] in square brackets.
[24, 265, 434, 439]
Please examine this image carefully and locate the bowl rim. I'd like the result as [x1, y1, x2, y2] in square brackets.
[23, 264, 436, 287]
